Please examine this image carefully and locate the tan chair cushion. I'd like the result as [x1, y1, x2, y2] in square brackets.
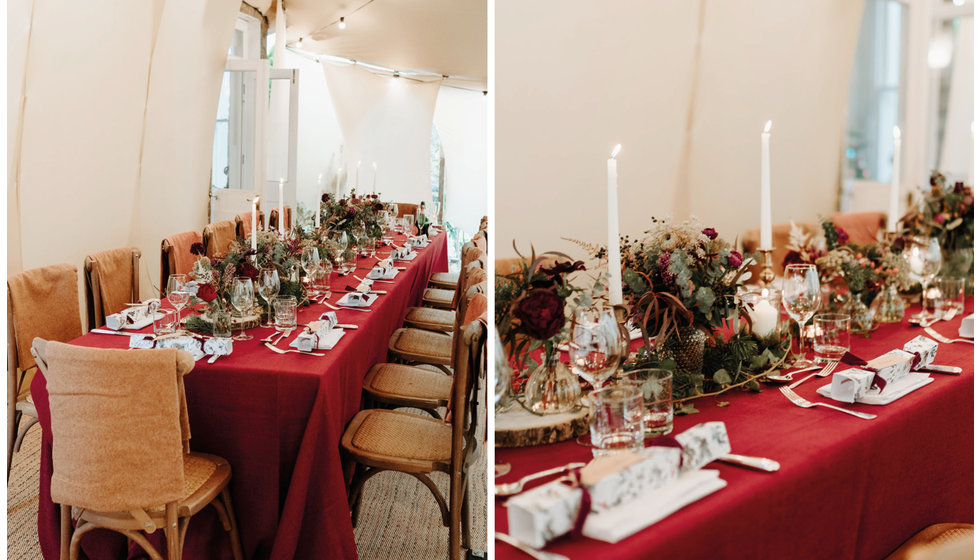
[885, 523, 973, 560]
[204, 221, 237, 258]
[463, 292, 487, 326]
[39, 340, 195, 512]
[8, 264, 82, 372]
[350, 410, 450, 462]
[269, 207, 292, 231]
[423, 288, 455, 306]
[164, 231, 204, 278]
[87, 248, 137, 321]
[366, 363, 452, 400]
[404, 307, 455, 330]
[390, 328, 452, 361]
[429, 271, 459, 289]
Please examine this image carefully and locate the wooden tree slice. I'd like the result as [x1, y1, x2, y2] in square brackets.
[494, 406, 590, 448]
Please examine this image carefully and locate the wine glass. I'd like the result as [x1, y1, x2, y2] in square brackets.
[329, 231, 349, 273]
[166, 274, 189, 332]
[903, 236, 943, 322]
[301, 247, 320, 296]
[493, 327, 513, 477]
[230, 277, 255, 340]
[258, 268, 280, 327]
[781, 264, 822, 367]
[404, 214, 416, 235]
[568, 307, 623, 395]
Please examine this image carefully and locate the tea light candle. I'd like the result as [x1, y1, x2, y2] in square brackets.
[607, 144, 623, 305]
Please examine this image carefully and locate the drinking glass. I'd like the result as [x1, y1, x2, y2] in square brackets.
[589, 382, 645, 457]
[781, 264, 821, 367]
[301, 247, 321, 296]
[211, 309, 233, 339]
[274, 295, 298, 331]
[568, 307, 623, 394]
[230, 277, 254, 340]
[258, 268, 280, 327]
[317, 261, 333, 295]
[166, 275, 189, 331]
[404, 215, 415, 235]
[938, 277, 966, 315]
[153, 309, 178, 336]
[623, 368, 673, 437]
[904, 237, 943, 322]
[813, 313, 850, 362]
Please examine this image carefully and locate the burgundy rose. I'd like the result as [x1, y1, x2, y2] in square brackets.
[373, 202, 384, 211]
[701, 227, 718, 240]
[190, 242, 206, 256]
[321, 193, 330, 202]
[727, 250, 743, 268]
[196, 283, 218, 303]
[835, 226, 850, 245]
[210, 258, 220, 267]
[237, 262, 259, 280]
[541, 260, 586, 278]
[338, 199, 347, 206]
[953, 181, 966, 194]
[782, 250, 803, 268]
[512, 288, 565, 340]
[346, 206, 357, 215]
[934, 213, 947, 224]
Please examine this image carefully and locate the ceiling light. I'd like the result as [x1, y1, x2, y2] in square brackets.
[338, 17, 346, 30]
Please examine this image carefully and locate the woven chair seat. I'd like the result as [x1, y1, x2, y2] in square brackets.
[885, 523, 974, 560]
[364, 363, 452, 405]
[403, 306, 455, 332]
[421, 287, 455, 309]
[389, 328, 452, 365]
[347, 409, 451, 465]
[429, 272, 459, 290]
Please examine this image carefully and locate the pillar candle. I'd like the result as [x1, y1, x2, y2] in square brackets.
[607, 144, 623, 305]
[748, 298, 778, 337]
[278, 178, 285, 235]
[888, 127, 901, 231]
[760, 120, 773, 250]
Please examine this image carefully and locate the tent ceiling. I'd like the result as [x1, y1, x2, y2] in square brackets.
[266, 0, 487, 88]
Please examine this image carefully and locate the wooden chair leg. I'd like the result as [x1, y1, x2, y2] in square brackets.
[60, 504, 71, 560]
[220, 487, 245, 560]
[165, 503, 180, 560]
[14, 415, 37, 452]
[462, 482, 471, 551]
[449, 473, 463, 560]
[8, 410, 21, 480]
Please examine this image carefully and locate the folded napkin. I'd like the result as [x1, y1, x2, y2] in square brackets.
[391, 247, 416, 261]
[340, 292, 375, 307]
[105, 299, 161, 331]
[292, 318, 344, 351]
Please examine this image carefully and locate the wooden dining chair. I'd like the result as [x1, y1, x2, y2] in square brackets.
[234, 210, 265, 239]
[31, 339, 244, 560]
[83, 247, 141, 330]
[161, 231, 203, 297]
[422, 248, 485, 311]
[267, 207, 292, 232]
[203, 220, 237, 259]
[343, 319, 487, 560]
[393, 202, 418, 221]
[741, 221, 819, 282]
[884, 523, 973, 559]
[7, 264, 83, 479]
[409, 245, 482, 332]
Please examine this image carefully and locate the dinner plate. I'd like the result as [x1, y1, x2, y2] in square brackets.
[816, 373, 934, 405]
[337, 292, 379, 308]
[288, 329, 345, 350]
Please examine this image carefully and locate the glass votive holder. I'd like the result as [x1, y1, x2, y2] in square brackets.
[211, 309, 233, 339]
[589, 381, 645, 458]
[741, 289, 782, 339]
[937, 277, 965, 315]
[273, 295, 297, 331]
[623, 369, 673, 437]
[153, 309, 178, 336]
[922, 283, 945, 319]
[813, 313, 850, 362]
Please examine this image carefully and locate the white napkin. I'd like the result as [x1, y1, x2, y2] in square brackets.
[291, 323, 345, 351]
[339, 292, 377, 307]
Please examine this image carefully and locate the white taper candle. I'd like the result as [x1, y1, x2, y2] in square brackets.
[607, 144, 623, 305]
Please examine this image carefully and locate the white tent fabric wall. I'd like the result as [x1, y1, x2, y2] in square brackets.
[937, 17, 973, 181]
[495, 0, 864, 259]
[9, 0, 240, 320]
[433, 87, 489, 235]
[321, 62, 440, 206]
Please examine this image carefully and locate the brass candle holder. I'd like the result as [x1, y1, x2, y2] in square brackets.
[758, 249, 775, 289]
[612, 303, 632, 368]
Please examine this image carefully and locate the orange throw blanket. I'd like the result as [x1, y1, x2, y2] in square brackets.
[205, 221, 236, 258]
[165, 231, 203, 278]
[7, 264, 82, 371]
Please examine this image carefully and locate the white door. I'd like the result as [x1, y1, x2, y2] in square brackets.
[210, 59, 268, 223]
[263, 68, 299, 224]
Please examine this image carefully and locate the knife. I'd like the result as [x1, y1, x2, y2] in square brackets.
[716, 453, 780, 472]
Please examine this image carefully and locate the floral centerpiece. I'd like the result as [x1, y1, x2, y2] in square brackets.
[900, 172, 974, 285]
[317, 192, 386, 238]
[495, 247, 600, 414]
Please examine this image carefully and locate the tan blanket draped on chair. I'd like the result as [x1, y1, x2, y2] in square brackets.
[205, 221, 237, 259]
[38, 339, 195, 511]
[8, 264, 82, 372]
[462, 291, 488, 326]
[89, 248, 136, 319]
[165, 231, 203, 278]
[832, 211, 886, 245]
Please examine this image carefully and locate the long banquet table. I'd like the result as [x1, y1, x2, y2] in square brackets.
[31, 231, 449, 560]
[495, 299, 974, 560]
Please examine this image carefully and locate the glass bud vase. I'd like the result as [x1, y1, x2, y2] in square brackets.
[523, 354, 581, 415]
[872, 284, 906, 323]
[657, 326, 707, 381]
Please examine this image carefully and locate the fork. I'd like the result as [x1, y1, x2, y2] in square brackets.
[494, 462, 586, 497]
[779, 386, 877, 419]
[924, 326, 974, 344]
[264, 343, 325, 356]
[494, 533, 569, 560]
[787, 360, 838, 389]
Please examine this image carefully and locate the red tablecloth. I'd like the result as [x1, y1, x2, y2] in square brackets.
[31, 232, 448, 560]
[496, 299, 974, 560]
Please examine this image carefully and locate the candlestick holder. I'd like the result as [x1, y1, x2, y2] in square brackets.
[612, 303, 632, 369]
[758, 249, 775, 289]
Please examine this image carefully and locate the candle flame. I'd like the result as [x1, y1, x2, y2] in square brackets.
[253, 195, 260, 204]
[893, 126, 901, 139]
[610, 144, 622, 159]
[763, 120, 772, 133]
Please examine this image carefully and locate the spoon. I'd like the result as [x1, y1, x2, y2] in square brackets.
[765, 365, 820, 383]
[494, 462, 586, 497]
